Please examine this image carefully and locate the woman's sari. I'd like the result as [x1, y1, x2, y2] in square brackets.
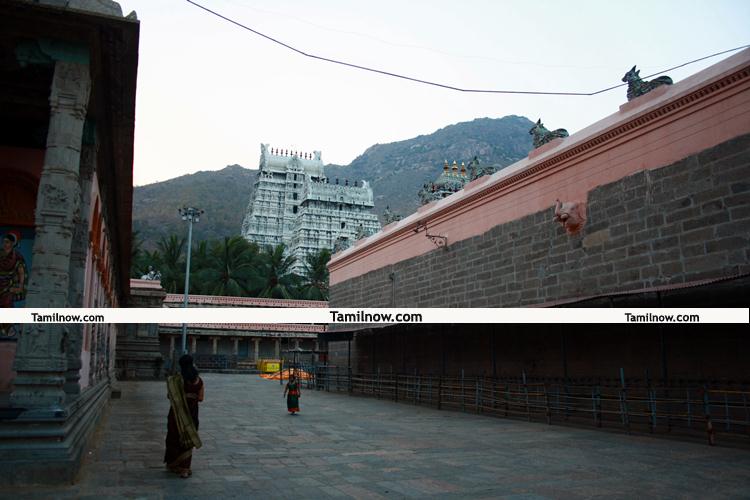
[286, 380, 300, 413]
[164, 374, 202, 474]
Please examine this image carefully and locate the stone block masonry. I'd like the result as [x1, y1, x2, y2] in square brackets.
[330, 133, 750, 308]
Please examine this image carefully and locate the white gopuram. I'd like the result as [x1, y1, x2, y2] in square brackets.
[241, 144, 381, 270]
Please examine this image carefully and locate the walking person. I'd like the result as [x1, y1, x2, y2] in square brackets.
[165, 354, 204, 478]
[284, 372, 301, 415]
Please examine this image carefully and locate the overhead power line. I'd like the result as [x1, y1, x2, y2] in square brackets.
[219, 0, 619, 71]
[186, 0, 749, 96]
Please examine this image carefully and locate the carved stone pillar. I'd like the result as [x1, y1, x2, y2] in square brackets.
[11, 61, 91, 411]
[169, 336, 175, 365]
[211, 337, 218, 355]
[294, 338, 300, 349]
[190, 336, 197, 354]
[274, 339, 280, 358]
[254, 338, 260, 361]
[63, 139, 96, 396]
[232, 338, 239, 356]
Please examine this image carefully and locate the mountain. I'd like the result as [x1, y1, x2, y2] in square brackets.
[132, 165, 256, 250]
[325, 115, 534, 217]
[132, 116, 535, 248]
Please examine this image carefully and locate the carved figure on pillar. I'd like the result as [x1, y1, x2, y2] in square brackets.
[0, 231, 27, 308]
[622, 65, 673, 101]
[529, 119, 569, 149]
[553, 199, 586, 234]
[12, 60, 92, 410]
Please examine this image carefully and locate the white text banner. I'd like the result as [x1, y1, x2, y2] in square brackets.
[0, 308, 747, 324]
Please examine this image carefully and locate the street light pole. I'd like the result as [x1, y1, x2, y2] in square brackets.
[179, 207, 203, 354]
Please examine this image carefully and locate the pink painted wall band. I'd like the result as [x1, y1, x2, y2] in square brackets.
[329, 49, 750, 286]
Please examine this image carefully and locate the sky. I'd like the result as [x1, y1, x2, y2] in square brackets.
[121, 0, 750, 186]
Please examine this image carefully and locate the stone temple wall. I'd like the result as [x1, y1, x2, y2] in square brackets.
[324, 50, 750, 384]
[329, 133, 750, 308]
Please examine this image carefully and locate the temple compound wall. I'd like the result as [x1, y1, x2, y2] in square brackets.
[0, 0, 139, 484]
[241, 145, 380, 270]
[325, 49, 750, 382]
[331, 134, 750, 308]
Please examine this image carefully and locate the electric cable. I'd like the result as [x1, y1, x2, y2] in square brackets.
[185, 0, 749, 96]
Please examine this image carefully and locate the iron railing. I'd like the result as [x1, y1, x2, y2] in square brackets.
[309, 366, 750, 447]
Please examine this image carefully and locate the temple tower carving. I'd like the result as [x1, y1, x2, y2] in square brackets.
[241, 144, 380, 266]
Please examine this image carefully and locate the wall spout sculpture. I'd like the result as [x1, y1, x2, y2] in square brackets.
[553, 199, 586, 234]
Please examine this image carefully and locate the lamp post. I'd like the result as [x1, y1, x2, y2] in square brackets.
[178, 207, 203, 354]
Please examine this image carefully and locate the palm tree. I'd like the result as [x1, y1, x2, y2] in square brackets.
[130, 230, 146, 278]
[300, 248, 331, 301]
[189, 239, 211, 293]
[255, 244, 299, 299]
[130, 231, 166, 279]
[195, 236, 258, 296]
[157, 234, 185, 293]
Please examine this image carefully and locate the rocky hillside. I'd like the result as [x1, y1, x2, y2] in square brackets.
[132, 165, 256, 250]
[132, 116, 534, 248]
[325, 115, 534, 217]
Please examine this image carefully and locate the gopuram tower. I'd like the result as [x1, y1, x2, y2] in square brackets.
[241, 144, 381, 268]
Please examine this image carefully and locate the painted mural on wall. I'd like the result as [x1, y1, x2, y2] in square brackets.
[0, 227, 34, 337]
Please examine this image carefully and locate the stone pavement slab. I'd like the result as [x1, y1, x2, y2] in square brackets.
[2, 373, 749, 499]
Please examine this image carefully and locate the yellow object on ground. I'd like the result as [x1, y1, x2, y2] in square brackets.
[259, 368, 312, 381]
[257, 359, 281, 373]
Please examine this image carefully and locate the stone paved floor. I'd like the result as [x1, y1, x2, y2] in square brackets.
[3, 373, 750, 499]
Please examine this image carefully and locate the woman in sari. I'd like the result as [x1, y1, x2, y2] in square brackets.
[165, 354, 204, 478]
[283, 372, 301, 415]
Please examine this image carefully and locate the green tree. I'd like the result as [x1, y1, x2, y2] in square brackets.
[157, 234, 185, 293]
[130, 230, 146, 278]
[255, 244, 299, 299]
[195, 236, 259, 296]
[300, 248, 331, 301]
[189, 239, 210, 293]
[130, 231, 165, 279]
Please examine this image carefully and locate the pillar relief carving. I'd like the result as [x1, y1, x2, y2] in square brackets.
[11, 60, 91, 409]
[64, 141, 96, 396]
